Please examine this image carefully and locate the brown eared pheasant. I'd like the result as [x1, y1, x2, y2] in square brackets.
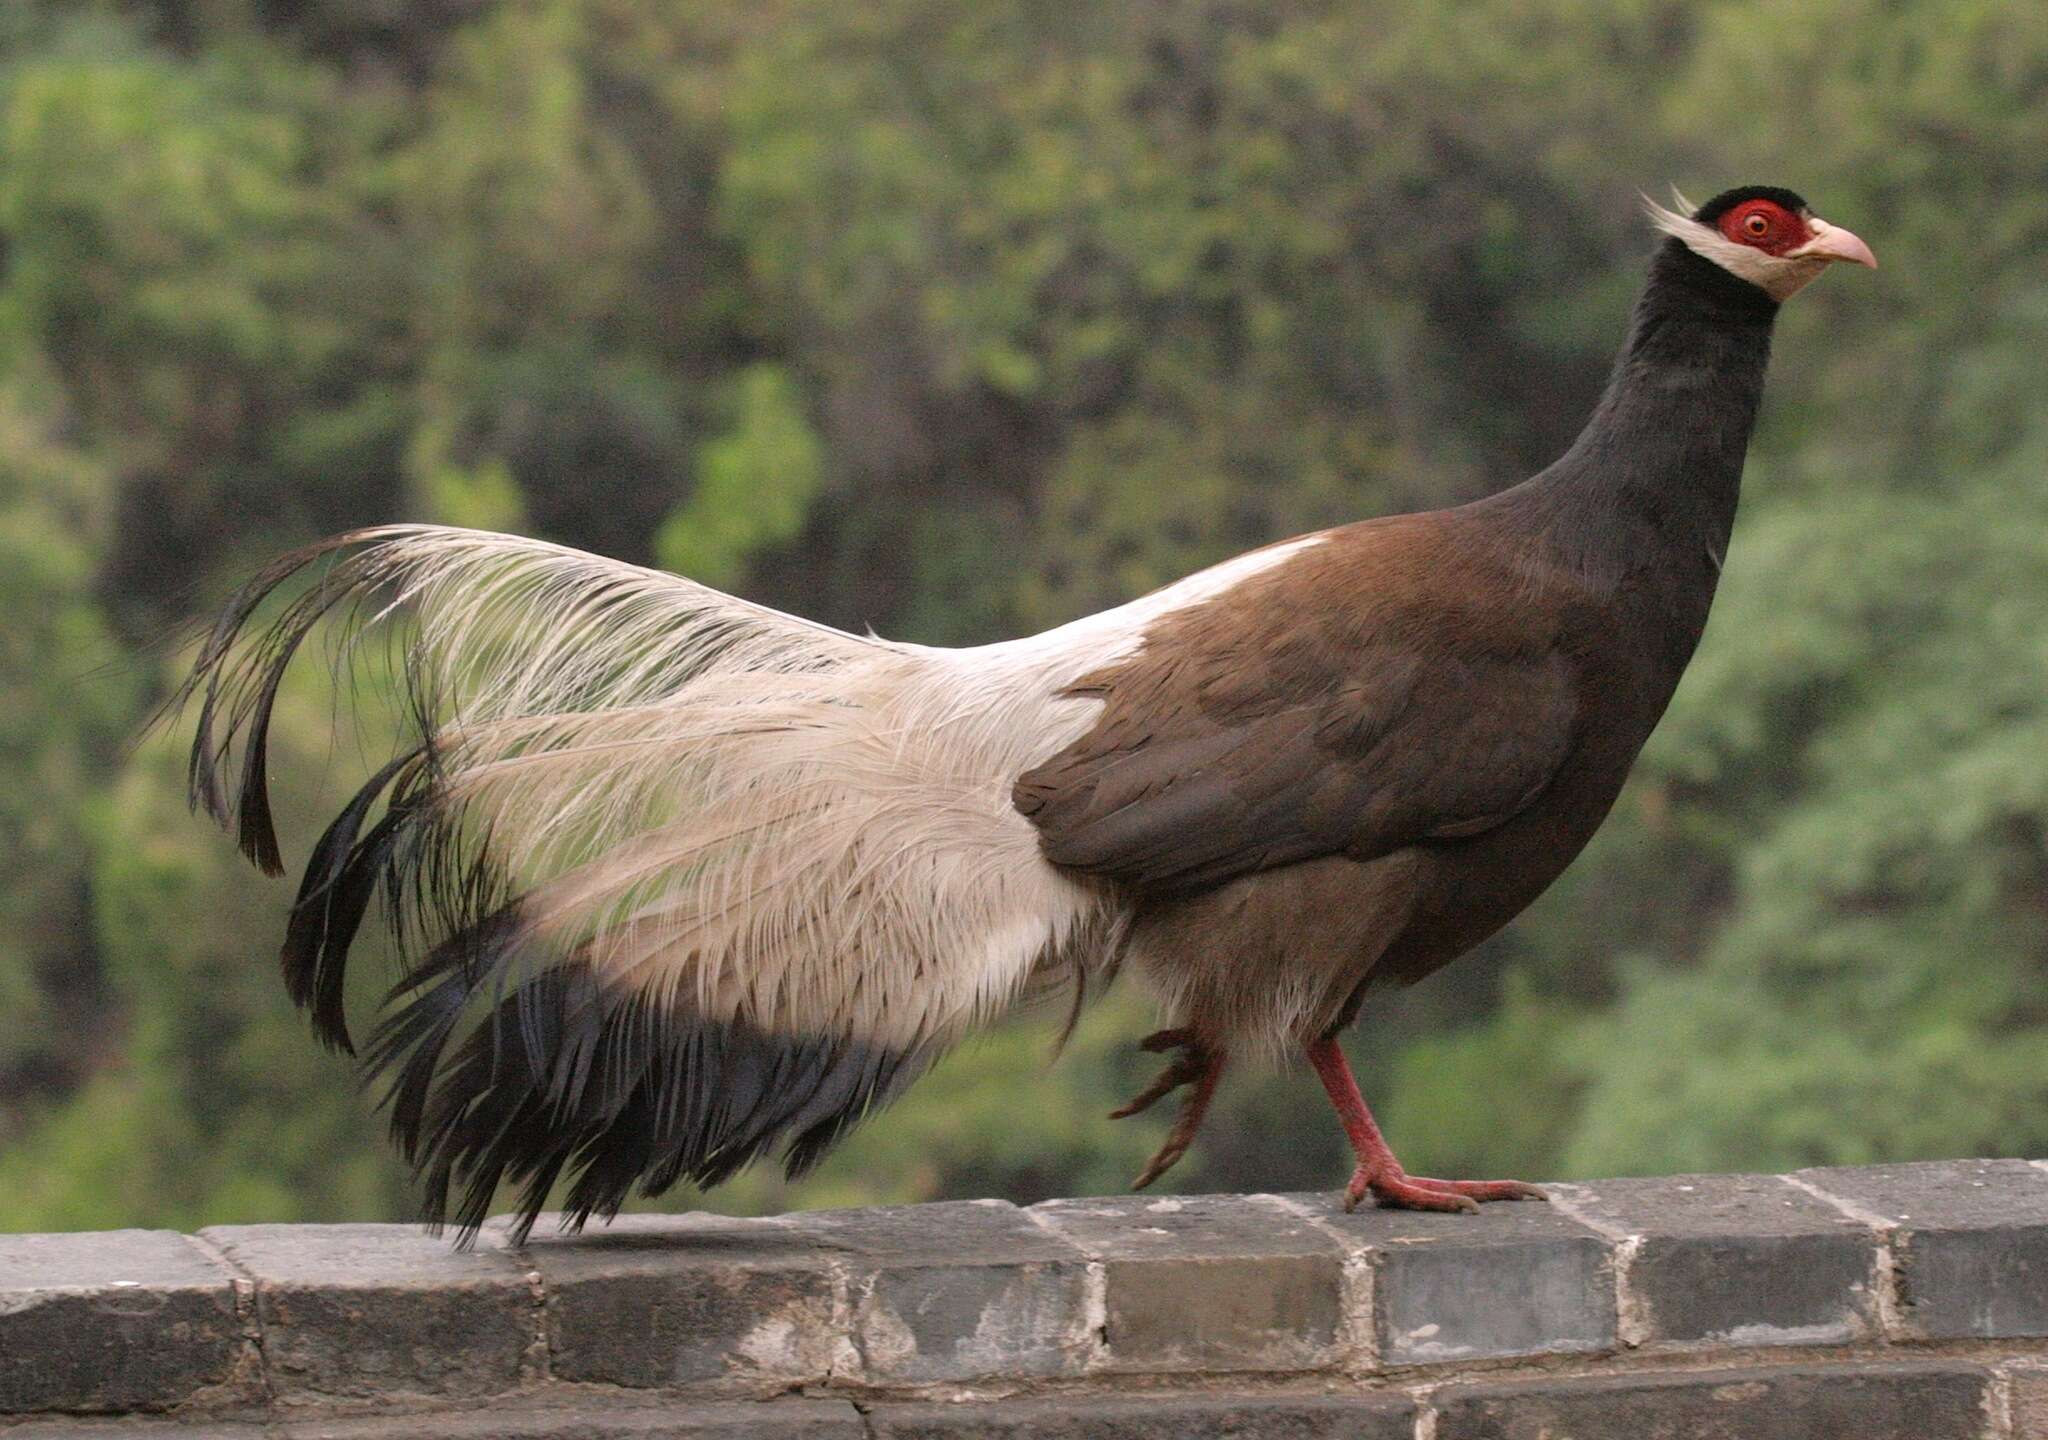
[177, 185, 1875, 1240]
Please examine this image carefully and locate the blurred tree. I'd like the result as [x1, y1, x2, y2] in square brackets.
[0, 372, 133, 1131]
[0, 20, 413, 624]
[0, 680, 413, 1229]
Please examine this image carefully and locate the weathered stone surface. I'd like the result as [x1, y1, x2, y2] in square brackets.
[1550, 1172, 1879, 1346]
[868, 1393, 1416, 1439]
[1028, 1193, 1347, 1372]
[787, 1199, 1095, 1384]
[1278, 1191, 1615, 1365]
[0, 1230, 248, 1414]
[0, 1423, 267, 1439]
[8, 1164, 2048, 1434]
[1796, 1158, 2048, 1338]
[201, 1224, 534, 1403]
[2012, 1360, 2048, 1439]
[492, 1212, 841, 1393]
[278, 1398, 868, 1438]
[0, 1402, 865, 1439]
[1433, 1362, 1993, 1439]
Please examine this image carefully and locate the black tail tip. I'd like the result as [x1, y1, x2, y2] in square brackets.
[364, 962, 925, 1242]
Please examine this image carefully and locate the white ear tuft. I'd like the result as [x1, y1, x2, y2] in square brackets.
[1642, 187, 1702, 242]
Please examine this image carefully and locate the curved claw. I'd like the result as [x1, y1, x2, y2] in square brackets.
[1107, 1055, 1201, 1120]
[1132, 1134, 1193, 1191]
[1109, 1030, 1207, 1120]
[1129, 1069, 1220, 1191]
[1113, 1032, 1226, 1191]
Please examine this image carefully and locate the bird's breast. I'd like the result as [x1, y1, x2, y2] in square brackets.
[1374, 684, 1665, 990]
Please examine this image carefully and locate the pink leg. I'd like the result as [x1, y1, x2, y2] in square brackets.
[1305, 1036, 1546, 1214]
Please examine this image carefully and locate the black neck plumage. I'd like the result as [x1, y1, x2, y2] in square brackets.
[1507, 238, 1781, 664]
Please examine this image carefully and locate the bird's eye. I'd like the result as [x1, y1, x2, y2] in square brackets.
[1743, 212, 1770, 237]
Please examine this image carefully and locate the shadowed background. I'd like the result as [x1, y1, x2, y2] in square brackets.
[1, 0, 2044, 1230]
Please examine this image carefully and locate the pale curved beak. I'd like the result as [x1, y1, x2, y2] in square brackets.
[1790, 216, 1878, 269]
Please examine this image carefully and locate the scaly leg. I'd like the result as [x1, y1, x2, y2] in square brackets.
[1305, 1036, 1546, 1214]
[1111, 1028, 1227, 1191]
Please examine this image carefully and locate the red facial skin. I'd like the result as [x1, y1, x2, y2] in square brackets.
[1716, 198, 1814, 256]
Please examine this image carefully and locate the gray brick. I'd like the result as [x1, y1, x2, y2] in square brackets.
[2013, 1361, 2048, 1439]
[0, 1230, 250, 1414]
[868, 1393, 1416, 1439]
[1028, 1193, 1347, 1372]
[787, 1199, 1095, 1385]
[1550, 1173, 1879, 1346]
[493, 1212, 841, 1393]
[1278, 1191, 1615, 1364]
[1433, 1361, 1992, 1439]
[201, 1224, 534, 1403]
[278, 1397, 868, 1438]
[1796, 1158, 2048, 1338]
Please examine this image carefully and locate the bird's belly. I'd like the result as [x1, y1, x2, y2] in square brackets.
[1122, 850, 1428, 1063]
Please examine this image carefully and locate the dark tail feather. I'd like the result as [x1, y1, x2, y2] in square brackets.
[784, 1045, 920, 1179]
[176, 531, 393, 875]
[363, 949, 922, 1245]
[281, 747, 431, 1053]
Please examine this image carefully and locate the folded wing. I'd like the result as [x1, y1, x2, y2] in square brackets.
[1015, 518, 1582, 894]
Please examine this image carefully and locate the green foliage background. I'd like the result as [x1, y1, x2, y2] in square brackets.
[1, 0, 2043, 1230]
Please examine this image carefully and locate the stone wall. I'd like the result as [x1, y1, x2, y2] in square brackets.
[4, 1159, 2047, 1437]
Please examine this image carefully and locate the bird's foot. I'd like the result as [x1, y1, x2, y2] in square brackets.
[1107, 1029, 1204, 1121]
[1343, 1163, 1548, 1215]
[1112, 1029, 1226, 1191]
[1307, 1034, 1544, 1217]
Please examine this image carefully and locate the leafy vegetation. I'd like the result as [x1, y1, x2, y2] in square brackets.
[1, 0, 2043, 1230]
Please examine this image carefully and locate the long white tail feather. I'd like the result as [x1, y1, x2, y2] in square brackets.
[176, 523, 1318, 1229]
[190, 526, 1122, 1046]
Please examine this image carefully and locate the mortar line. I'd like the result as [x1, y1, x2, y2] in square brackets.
[1987, 1363, 2016, 1439]
[1779, 1173, 1904, 1339]
[1543, 1185, 1647, 1349]
[520, 1251, 553, 1386]
[849, 1393, 882, 1440]
[1017, 1202, 1111, 1372]
[477, 1222, 556, 1389]
[181, 1230, 276, 1412]
[799, 1251, 863, 1393]
[1255, 1193, 1380, 1372]
[1412, 1395, 1440, 1440]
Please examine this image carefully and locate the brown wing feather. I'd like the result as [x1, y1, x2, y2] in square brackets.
[1014, 515, 1584, 894]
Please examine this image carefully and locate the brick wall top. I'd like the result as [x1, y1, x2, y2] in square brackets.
[4, 1159, 2048, 1438]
